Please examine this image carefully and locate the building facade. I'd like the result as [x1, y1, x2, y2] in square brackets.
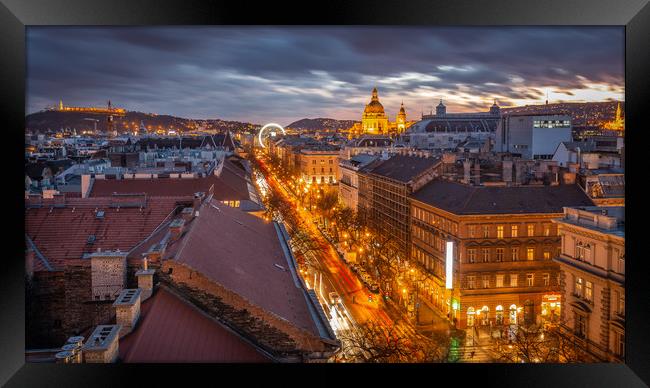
[338, 154, 380, 211]
[553, 206, 625, 362]
[408, 181, 594, 329]
[299, 146, 341, 185]
[496, 114, 572, 160]
[359, 153, 442, 257]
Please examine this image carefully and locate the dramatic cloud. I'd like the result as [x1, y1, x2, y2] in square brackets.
[26, 26, 624, 125]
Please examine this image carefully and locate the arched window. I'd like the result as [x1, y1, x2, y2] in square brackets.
[467, 307, 476, 327]
[509, 304, 517, 325]
[496, 305, 504, 325]
[481, 306, 490, 325]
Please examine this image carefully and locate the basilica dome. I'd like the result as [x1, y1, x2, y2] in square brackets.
[363, 88, 386, 115]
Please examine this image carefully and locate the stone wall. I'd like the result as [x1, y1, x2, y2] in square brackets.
[27, 263, 116, 349]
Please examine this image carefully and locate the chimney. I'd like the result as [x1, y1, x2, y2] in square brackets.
[113, 288, 142, 337]
[463, 160, 471, 184]
[144, 241, 165, 266]
[82, 325, 121, 363]
[169, 218, 185, 242]
[136, 258, 155, 301]
[81, 174, 93, 198]
[60, 341, 83, 363]
[193, 192, 205, 210]
[55, 350, 75, 364]
[181, 206, 194, 222]
[52, 193, 66, 208]
[502, 160, 513, 183]
[514, 161, 524, 184]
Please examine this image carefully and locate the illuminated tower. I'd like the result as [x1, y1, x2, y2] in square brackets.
[396, 101, 407, 133]
[362, 87, 389, 135]
[603, 101, 625, 131]
[59, 99, 63, 110]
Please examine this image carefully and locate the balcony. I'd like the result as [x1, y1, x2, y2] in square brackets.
[461, 260, 559, 272]
[570, 292, 595, 307]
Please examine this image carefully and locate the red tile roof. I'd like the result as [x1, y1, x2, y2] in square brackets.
[89, 160, 251, 201]
[25, 196, 187, 270]
[119, 287, 271, 363]
[167, 199, 320, 337]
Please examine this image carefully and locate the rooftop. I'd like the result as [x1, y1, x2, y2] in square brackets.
[119, 286, 271, 363]
[89, 159, 252, 201]
[166, 198, 322, 338]
[556, 206, 625, 238]
[411, 180, 594, 215]
[367, 154, 441, 183]
[25, 195, 185, 270]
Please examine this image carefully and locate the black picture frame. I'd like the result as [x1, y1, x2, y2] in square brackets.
[2, 0, 649, 386]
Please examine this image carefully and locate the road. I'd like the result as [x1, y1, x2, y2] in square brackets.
[254, 155, 420, 356]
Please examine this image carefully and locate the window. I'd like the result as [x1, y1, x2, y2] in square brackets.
[512, 248, 519, 261]
[482, 249, 489, 263]
[510, 274, 518, 287]
[615, 249, 625, 274]
[496, 274, 504, 288]
[497, 225, 504, 239]
[468, 275, 476, 289]
[527, 247, 534, 261]
[616, 332, 625, 357]
[468, 249, 476, 263]
[575, 277, 583, 297]
[526, 273, 534, 287]
[511, 225, 518, 238]
[527, 224, 534, 237]
[585, 281, 593, 302]
[496, 248, 504, 262]
[615, 290, 625, 316]
[543, 250, 550, 260]
[312, 160, 316, 165]
[329, 159, 333, 164]
[543, 273, 550, 286]
[483, 275, 490, 288]
[469, 225, 476, 238]
[483, 226, 489, 238]
[544, 224, 551, 236]
[575, 313, 586, 338]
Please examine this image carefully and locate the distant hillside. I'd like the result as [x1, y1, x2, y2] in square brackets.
[501, 101, 623, 127]
[25, 110, 260, 134]
[286, 118, 359, 131]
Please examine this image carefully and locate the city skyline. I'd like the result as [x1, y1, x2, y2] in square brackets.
[27, 26, 624, 124]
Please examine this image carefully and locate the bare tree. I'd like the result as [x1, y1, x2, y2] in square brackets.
[493, 323, 588, 363]
[334, 319, 452, 363]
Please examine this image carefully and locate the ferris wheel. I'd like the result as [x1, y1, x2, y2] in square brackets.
[258, 123, 286, 148]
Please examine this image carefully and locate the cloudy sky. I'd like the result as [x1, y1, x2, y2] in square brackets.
[26, 26, 624, 125]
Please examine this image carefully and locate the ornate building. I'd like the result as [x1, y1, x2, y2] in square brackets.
[349, 88, 414, 137]
[553, 206, 625, 362]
